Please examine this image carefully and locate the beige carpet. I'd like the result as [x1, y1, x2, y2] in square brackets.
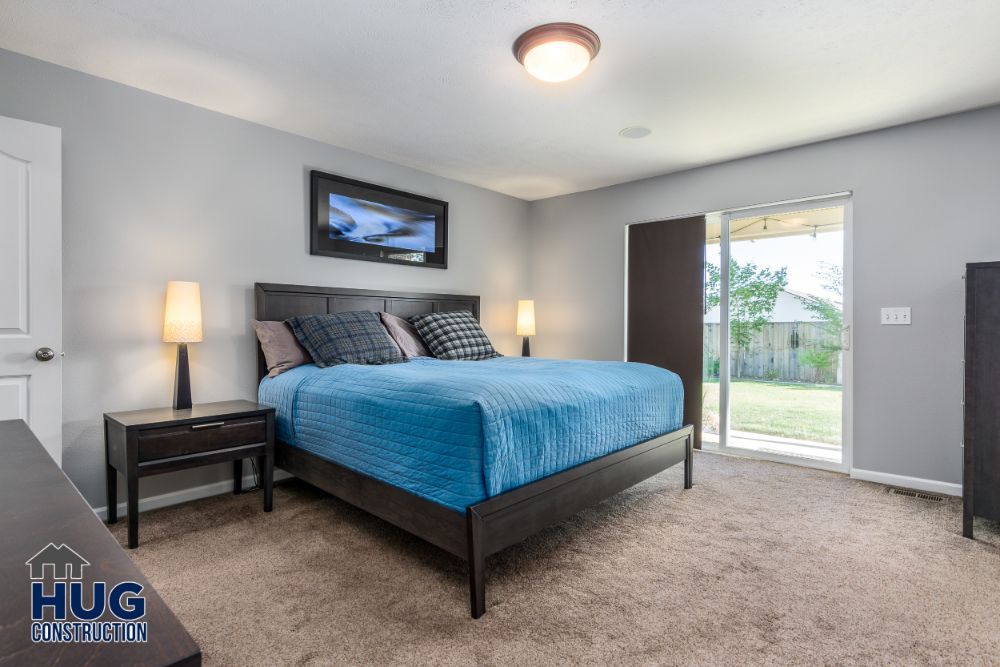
[110, 452, 1000, 666]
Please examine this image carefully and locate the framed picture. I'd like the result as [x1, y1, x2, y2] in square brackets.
[310, 170, 448, 269]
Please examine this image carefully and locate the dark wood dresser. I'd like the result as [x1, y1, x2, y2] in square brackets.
[964, 262, 1000, 538]
[0, 419, 201, 666]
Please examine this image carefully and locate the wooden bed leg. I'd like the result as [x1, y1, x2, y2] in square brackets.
[467, 507, 486, 619]
[684, 434, 693, 490]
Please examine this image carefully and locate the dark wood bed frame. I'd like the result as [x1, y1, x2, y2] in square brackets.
[254, 282, 694, 618]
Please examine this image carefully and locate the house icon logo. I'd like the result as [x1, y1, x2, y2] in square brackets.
[26, 543, 149, 644]
[25, 543, 90, 580]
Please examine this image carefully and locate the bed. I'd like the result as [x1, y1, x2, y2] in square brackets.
[254, 282, 693, 618]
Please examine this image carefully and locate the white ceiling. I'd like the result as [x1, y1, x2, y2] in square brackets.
[2, 1, 1000, 200]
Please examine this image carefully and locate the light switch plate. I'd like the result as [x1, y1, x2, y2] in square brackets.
[881, 307, 911, 325]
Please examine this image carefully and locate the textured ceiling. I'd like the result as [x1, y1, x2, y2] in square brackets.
[2, 0, 1000, 200]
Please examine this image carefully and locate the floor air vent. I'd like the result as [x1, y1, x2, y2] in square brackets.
[887, 487, 944, 502]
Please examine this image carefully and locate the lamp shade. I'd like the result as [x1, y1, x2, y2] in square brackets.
[162, 281, 203, 343]
[516, 300, 536, 337]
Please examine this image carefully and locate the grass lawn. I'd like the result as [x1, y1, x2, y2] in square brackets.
[703, 379, 842, 445]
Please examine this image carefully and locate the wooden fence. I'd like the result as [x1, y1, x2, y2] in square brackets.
[704, 322, 841, 384]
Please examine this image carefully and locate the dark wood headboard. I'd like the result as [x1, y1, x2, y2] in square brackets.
[253, 282, 480, 381]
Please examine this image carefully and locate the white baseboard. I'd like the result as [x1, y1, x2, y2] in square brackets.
[849, 468, 962, 497]
[92, 470, 292, 521]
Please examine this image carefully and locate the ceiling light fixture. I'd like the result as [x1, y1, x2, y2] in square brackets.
[513, 22, 601, 83]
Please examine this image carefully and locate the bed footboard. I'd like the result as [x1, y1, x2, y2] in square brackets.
[466, 425, 694, 618]
[275, 425, 693, 619]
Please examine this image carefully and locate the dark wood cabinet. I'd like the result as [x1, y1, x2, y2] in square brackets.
[104, 400, 275, 548]
[963, 262, 1000, 538]
[0, 419, 201, 666]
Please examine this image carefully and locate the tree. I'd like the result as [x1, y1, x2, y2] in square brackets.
[799, 347, 837, 383]
[800, 264, 843, 339]
[705, 259, 788, 378]
[798, 263, 843, 384]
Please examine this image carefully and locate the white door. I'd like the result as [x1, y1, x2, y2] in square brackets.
[0, 115, 62, 465]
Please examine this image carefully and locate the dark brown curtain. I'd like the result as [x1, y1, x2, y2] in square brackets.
[626, 216, 706, 448]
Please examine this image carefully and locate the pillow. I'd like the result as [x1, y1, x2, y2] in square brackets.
[409, 311, 501, 361]
[380, 312, 433, 358]
[286, 311, 404, 368]
[252, 320, 313, 378]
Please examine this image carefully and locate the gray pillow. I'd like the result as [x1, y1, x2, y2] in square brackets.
[287, 311, 405, 368]
[410, 311, 501, 361]
[252, 320, 313, 378]
[380, 312, 432, 358]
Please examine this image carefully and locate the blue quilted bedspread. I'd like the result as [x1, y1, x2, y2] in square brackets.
[259, 357, 683, 512]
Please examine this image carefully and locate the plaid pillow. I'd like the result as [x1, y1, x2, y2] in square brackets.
[410, 311, 501, 361]
[286, 311, 404, 368]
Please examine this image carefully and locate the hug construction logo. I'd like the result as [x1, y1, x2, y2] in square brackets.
[26, 543, 148, 644]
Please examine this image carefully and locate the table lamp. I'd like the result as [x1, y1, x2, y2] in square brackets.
[162, 281, 202, 410]
[516, 299, 535, 357]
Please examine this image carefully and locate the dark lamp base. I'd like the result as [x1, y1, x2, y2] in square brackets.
[173, 342, 192, 410]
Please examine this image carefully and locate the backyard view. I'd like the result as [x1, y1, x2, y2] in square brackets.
[704, 204, 845, 464]
[702, 379, 842, 445]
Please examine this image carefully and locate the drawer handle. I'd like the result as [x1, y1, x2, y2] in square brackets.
[190, 421, 226, 430]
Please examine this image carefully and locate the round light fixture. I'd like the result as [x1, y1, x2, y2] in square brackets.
[619, 126, 652, 139]
[513, 23, 601, 83]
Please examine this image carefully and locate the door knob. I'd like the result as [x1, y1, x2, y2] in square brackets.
[35, 347, 56, 362]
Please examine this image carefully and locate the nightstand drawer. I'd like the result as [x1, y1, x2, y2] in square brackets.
[138, 416, 267, 461]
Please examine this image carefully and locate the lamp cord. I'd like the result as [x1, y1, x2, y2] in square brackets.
[246, 458, 261, 491]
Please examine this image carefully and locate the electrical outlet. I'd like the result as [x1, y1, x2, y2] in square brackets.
[881, 307, 911, 325]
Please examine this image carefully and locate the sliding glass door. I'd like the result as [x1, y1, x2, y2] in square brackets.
[704, 197, 852, 470]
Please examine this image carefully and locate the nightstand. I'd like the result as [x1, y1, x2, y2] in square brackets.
[104, 400, 275, 548]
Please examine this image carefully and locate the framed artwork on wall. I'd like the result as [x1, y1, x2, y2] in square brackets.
[310, 170, 448, 269]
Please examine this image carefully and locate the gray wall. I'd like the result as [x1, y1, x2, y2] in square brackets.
[0, 49, 530, 507]
[3, 45, 997, 498]
[528, 105, 1000, 485]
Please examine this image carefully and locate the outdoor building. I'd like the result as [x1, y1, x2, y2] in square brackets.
[705, 288, 843, 385]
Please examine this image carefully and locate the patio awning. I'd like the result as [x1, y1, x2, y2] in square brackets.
[706, 205, 844, 244]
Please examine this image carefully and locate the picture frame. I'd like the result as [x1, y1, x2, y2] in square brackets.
[309, 170, 448, 269]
